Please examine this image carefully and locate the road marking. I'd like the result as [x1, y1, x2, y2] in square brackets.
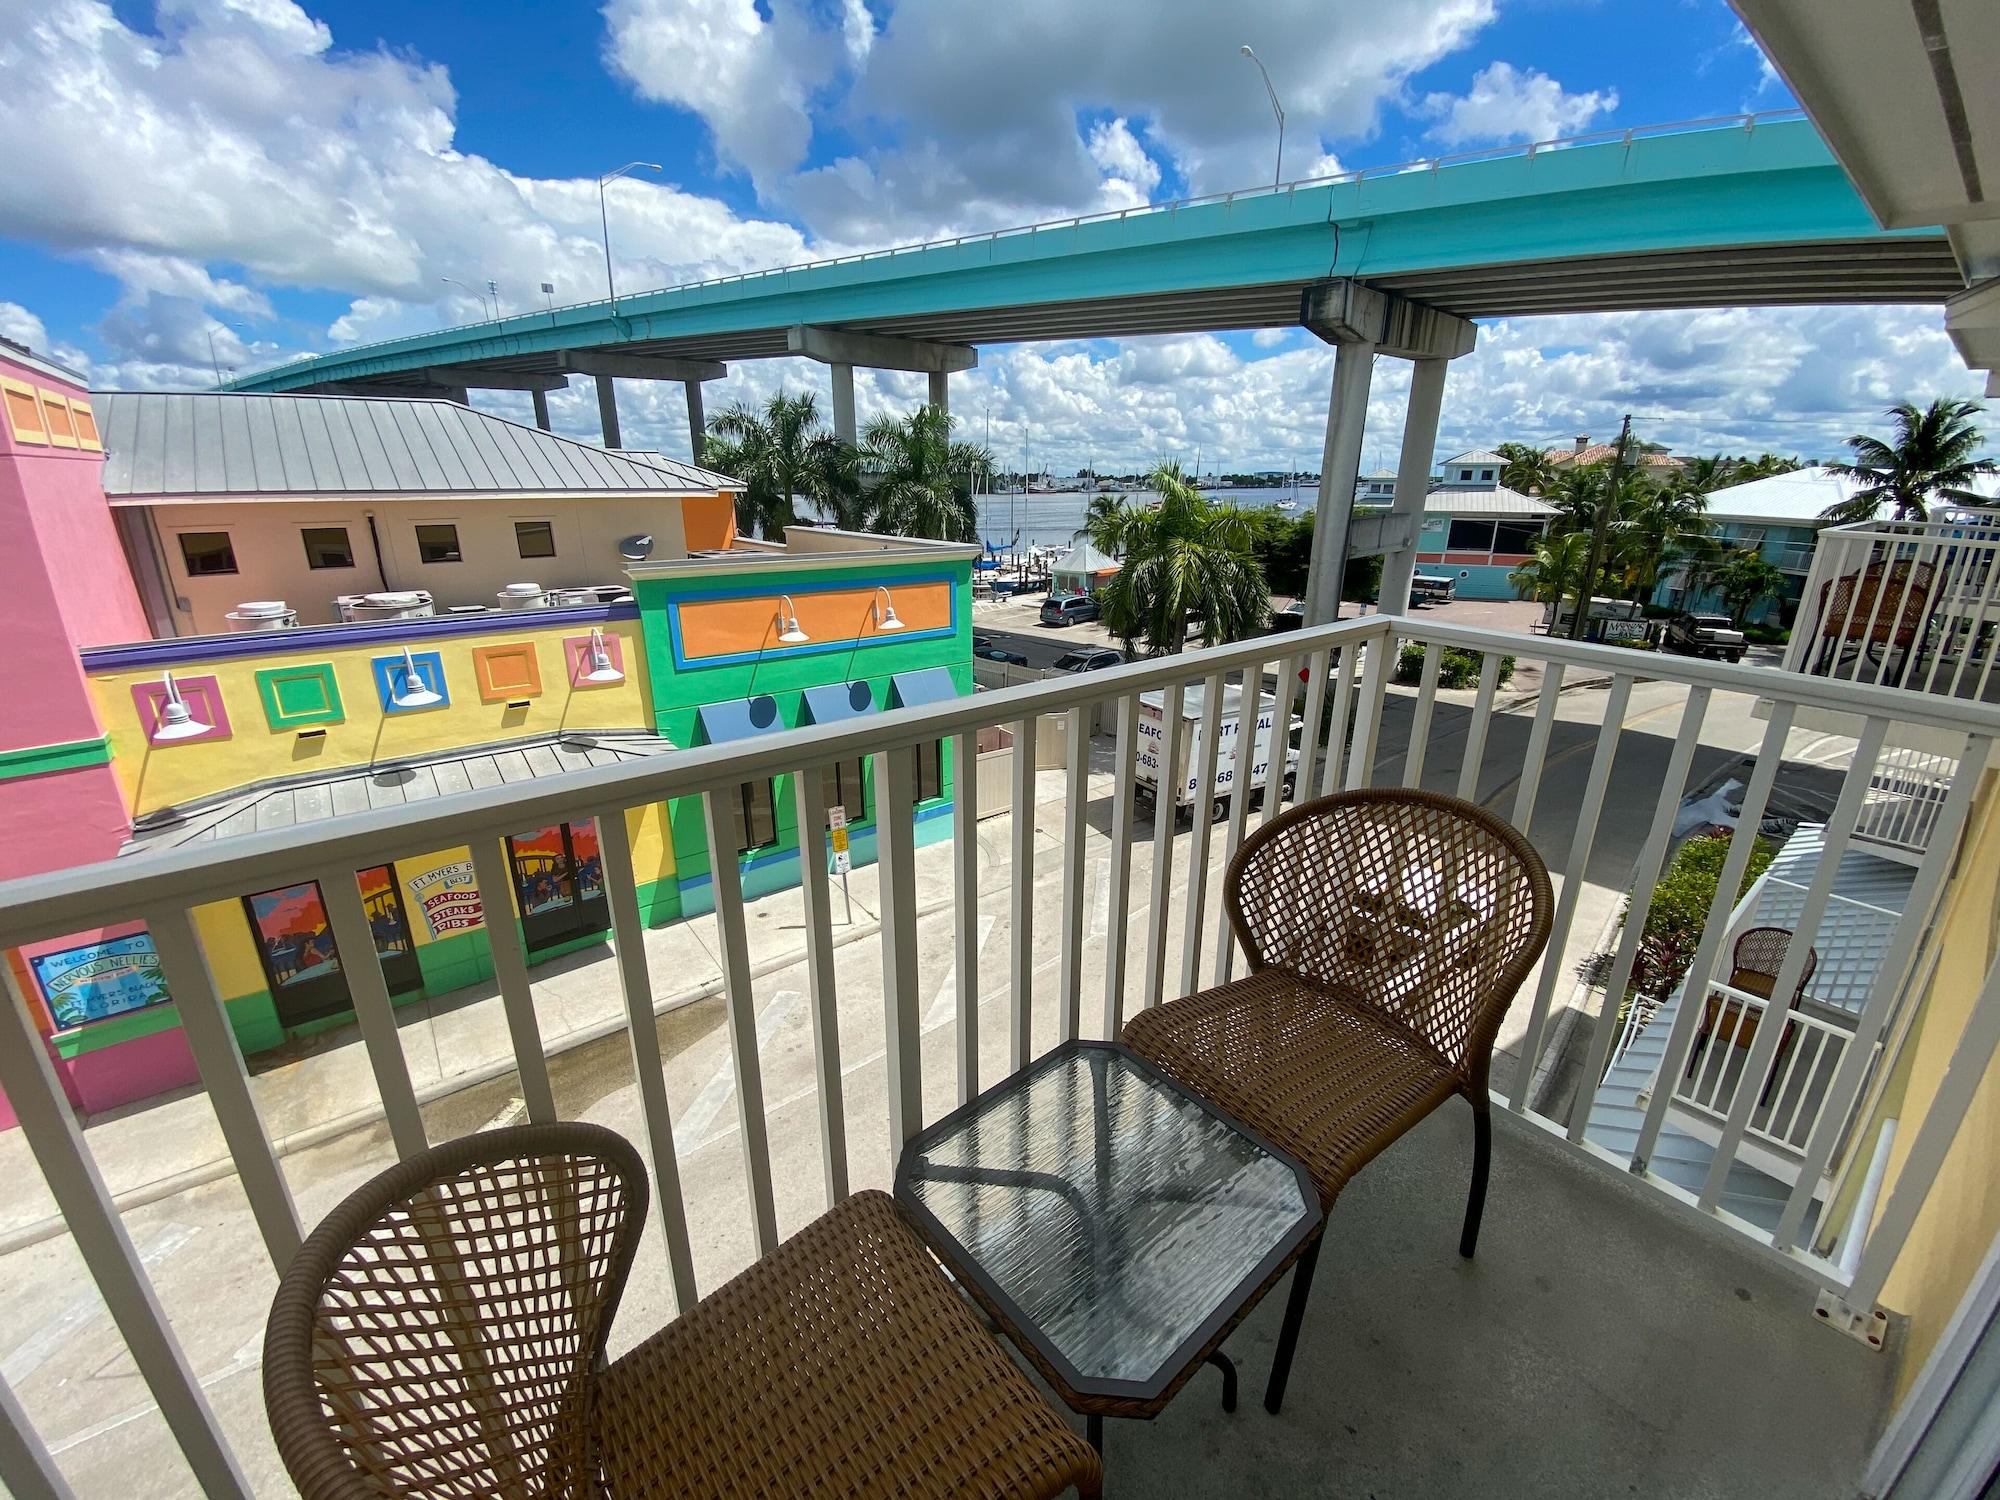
[481, 1095, 527, 1131]
[3, 1223, 198, 1384]
[48, 1331, 262, 1457]
[679, 988, 803, 1147]
[923, 916, 995, 1027]
[1474, 697, 1684, 811]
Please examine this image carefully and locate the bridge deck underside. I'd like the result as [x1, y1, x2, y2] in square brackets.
[329, 238, 1959, 393]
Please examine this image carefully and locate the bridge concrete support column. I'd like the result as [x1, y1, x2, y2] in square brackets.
[595, 375, 622, 449]
[927, 369, 949, 419]
[685, 381, 707, 466]
[1302, 340, 1375, 627]
[1376, 356, 1450, 616]
[531, 388, 551, 431]
[830, 362, 857, 444]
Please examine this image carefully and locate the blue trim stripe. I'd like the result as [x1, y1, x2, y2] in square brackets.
[82, 603, 640, 671]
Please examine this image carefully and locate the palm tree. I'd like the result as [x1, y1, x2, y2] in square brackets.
[1711, 547, 1789, 627]
[1496, 441, 1557, 496]
[1094, 461, 1269, 655]
[1079, 493, 1132, 554]
[1674, 454, 1737, 498]
[705, 392, 855, 540]
[1614, 479, 1712, 607]
[860, 406, 994, 542]
[1823, 398, 1996, 524]
[1508, 530, 1590, 609]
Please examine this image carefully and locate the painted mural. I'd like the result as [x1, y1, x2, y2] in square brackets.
[406, 859, 483, 937]
[247, 881, 341, 989]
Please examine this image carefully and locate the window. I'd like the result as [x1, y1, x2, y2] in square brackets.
[1479, 468, 1495, 482]
[1492, 520, 1544, 555]
[820, 756, 869, 823]
[514, 520, 557, 559]
[1446, 518, 1496, 552]
[912, 741, 944, 803]
[727, 779, 779, 853]
[416, 524, 461, 563]
[301, 526, 354, 569]
[178, 531, 238, 576]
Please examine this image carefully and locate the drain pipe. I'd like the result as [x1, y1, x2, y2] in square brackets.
[1840, 1117, 1899, 1278]
[364, 510, 389, 591]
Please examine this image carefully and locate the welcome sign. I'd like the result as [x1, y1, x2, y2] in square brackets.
[32, 934, 170, 1028]
[406, 862, 485, 937]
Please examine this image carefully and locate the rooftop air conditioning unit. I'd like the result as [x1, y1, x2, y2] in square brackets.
[497, 582, 549, 611]
[337, 591, 434, 622]
[225, 600, 297, 631]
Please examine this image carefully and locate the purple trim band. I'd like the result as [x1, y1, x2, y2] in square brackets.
[81, 602, 641, 670]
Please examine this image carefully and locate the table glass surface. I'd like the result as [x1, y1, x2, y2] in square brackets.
[900, 1047, 1311, 1386]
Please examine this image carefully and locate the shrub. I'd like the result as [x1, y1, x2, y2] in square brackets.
[1743, 623, 1791, 645]
[1396, 643, 1517, 689]
[1618, 831, 1779, 1003]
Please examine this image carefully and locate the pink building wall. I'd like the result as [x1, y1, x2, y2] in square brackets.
[0, 343, 152, 1128]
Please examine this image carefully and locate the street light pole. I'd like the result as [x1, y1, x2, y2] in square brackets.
[1240, 45, 1286, 187]
[598, 161, 662, 311]
[205, 323, 245, 388]
[439, 277, 488, 320]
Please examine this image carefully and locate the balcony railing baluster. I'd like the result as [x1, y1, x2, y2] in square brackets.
[1140, 680, 1186, 1013]
[1513, 674, 1633, 1116]
[595, 805, 701, 1310]
[1697, 717, 1890, 1212]
[1457, 650, 1503, 802]
[951, 727, 980, 1106]
[790, 771, 850, 1205]
[1401, 642, 1442, 787]
[466, 835, 557, 1125]
[1263, 652, 1300, 823]
[1214, 665, 1261, 986]
[1058, 705, 1089, 1042]
[1295, 644, 1331, 796]
[0, 1370, 73, 1500]
[1009, 714, 1037, 1071]
[1345, 637, 1390, 790]
[873, 745, 924, 1150]
[1177, 670, 1228, 1000]
[1632, 702, 1796, 1172]
[699, 789, 779, 1254]
[144, 902, 302, 1267]
[1320, 639, 1359, 798]
[1100, 694, 1141, 1038]
[1568, 685, 1713, 1143]
[317, 865, 428, 1159]
[1510, 660, 1566, 832]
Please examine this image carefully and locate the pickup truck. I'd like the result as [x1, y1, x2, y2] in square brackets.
[1664, 612, 1747, 662]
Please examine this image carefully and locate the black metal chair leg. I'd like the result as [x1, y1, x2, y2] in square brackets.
[1264, 1236, 1321, 1415]
[1087, 1414, 1103, 1454]
[1460, 1100, 1492, 1260]
[1205, 1348, 1238, 1412]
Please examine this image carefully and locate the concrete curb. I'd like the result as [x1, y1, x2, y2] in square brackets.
[0, 890, 959, 1257]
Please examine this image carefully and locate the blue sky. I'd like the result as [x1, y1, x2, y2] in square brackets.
[0, 0, 1985, 469]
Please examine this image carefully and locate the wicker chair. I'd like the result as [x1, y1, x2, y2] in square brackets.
[1812, 558, 1935, 682]
[1122, 790, 1551, 1401]
[1687, 926, 1819, 1102]
[265, 1123, 1101, 1499]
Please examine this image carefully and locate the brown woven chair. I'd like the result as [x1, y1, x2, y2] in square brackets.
[1122, 789, 1551, 1405]
[1812, 558, 1935, 681]
[1687, 927, 1819, 1103]
[265, 1123, 1101, 1499]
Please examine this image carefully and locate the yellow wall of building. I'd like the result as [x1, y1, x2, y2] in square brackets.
[89, 617, 653, 817]
[135, 493, 703, 634]
[1865, 770, 2000, 1403]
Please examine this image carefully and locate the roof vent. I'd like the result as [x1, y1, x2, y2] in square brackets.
[225, 600, 297, 631]
[497, 582, 549, 610]
[618, 533, 654, 561]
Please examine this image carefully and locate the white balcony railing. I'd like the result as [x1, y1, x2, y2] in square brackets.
[1674, 982, 1865, 1155]
[2, 614, 1999, 1495]
[1783, 511, 2000, 707]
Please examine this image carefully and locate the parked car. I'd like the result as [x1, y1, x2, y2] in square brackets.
[1040, 593, 1100, 626]
[1268, 602, 1305, 633]
[972, 634, 1030, 667]
[1051, 647, 1125, 673]
[1664, 612, 1747, 662]
[1410, 573, 1458, 606]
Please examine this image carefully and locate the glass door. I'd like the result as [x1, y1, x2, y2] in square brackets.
[245, 865, 415, 1029]
[506, 820, 609, 953]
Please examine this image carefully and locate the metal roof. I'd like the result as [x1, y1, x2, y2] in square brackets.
[1742, 825, 1914, 1020]
[125, 732, 674, 852]
[94, 391, 738, 500]
[1443, 450, 1507, 466]
[1423, 486, 1557, 518]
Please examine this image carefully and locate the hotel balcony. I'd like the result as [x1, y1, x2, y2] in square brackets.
[2, 614, 1998, 1497]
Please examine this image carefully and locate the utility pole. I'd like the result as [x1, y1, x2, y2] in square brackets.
[1569, 413, 1633, 641]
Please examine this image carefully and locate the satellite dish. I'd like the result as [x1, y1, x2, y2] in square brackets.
[618, 533, 654, 561]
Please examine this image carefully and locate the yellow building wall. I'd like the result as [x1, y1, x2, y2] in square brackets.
[90, 617, 653, 817]
[1866, 770, 2000, 1403]
[138, 492, 702, 634]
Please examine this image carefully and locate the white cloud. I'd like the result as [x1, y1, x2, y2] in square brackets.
[1421, 61, 1617, 147]
[0, 302, 52, 352]
[1087, 118, 1162, 210]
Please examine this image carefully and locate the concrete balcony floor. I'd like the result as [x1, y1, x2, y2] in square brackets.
[1095, 1106, 1892, 1498]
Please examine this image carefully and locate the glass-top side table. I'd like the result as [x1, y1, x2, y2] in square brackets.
[896, 1041, 1323, 1448]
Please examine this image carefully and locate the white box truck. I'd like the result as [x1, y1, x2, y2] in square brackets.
[1134, 683, 1300, 824]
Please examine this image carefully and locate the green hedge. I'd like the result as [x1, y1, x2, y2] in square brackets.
[1587, 830, 1780, 1010]
[1395, 643, 1517, 689]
